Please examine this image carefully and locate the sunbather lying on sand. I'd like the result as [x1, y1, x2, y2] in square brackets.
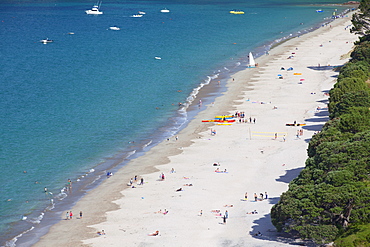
[148, 230, 160, 236]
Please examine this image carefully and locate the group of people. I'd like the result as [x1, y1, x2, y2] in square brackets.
[296, 129, 304, 138]
[233, 112, 257, 124]
[155, 209, 168, 215]
[246, 192, 268, 202]
[127, 175, 145, 187]
[256, 192, 268, 201]
[65, 211, 83, 220]
[214, 168, 227, 173]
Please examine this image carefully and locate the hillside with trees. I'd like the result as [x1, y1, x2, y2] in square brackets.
[270, 1, 370, 245]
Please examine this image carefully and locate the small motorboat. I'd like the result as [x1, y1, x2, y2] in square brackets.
[316, 9, 323, 12]
[86, 2, 103, 15]
[138, 11, 146, 15]
[131, 14, 143, 18]
[160, 8, 170, 13]
[109, 26, 120, 30]
[40, 38, 53, 44]
[155, 57, 162, 60]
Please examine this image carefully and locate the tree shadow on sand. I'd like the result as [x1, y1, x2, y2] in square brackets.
[316, 99, 329, 104]
[312, 109, 329, 117]
[304, 116, 329, 122]
[322, 89, 330, 94]
[302, 104, 329, 142]
[275, 167, 304, 184]
[250, 213, 315, 246]
[307, 65, 342, 71]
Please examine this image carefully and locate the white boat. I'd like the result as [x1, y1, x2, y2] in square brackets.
[109, 26, 120, 30]
[86, 2, 103, 15]
[160, 8, 170, 13]
[40, 38, 53, 44]
[131, 14, 143, 18]
[316, 9, 323, 13]
[155, 57, 162, 60]
[248, 52, 256, 68]
[138, 11, 146, 15]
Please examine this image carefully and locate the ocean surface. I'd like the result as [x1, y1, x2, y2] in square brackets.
[0, 0, 352, 246]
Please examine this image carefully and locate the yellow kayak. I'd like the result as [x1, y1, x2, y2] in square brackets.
[215, 115, 233, 118]
[230, 10, 244, 14]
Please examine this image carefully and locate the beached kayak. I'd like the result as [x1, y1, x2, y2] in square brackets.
[202, 119, 236, 123]
[285, 123, 306, 126]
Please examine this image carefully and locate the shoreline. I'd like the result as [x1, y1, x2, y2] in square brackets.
[29, 13, 359, 247]
[4, 7, 353, 247]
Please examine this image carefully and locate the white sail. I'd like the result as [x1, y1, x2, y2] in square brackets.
[248, 52, 256, 67]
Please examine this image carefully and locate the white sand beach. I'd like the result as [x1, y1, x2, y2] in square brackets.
[33, 13, 358, 247]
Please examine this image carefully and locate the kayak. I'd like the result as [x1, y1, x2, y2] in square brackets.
[202, 119, 236, 123]
[214, 117, 234, 120]
[285, 123, 306, 126]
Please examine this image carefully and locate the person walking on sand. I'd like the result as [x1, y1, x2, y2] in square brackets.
[245, 192, 248, 200]
[254, 193, 257, 201]
[225, 210, 228, 219]
[69, 211, 73, 219]
[66, 211, 69, 220]
[79, 211, 83, 219]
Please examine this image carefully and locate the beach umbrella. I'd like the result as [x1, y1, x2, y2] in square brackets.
[300, 79, 305, 81]
[278, 74, 282, 77]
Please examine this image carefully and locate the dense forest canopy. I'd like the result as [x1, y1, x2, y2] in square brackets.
[352, 0, 370, 34]
[271, 1, 370, 245]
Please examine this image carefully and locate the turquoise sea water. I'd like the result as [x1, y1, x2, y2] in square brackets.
[0, 0, 351, 246]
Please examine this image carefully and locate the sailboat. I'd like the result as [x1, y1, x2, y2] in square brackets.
[86, 2, 103, 15]
[248, 52, 256, 68]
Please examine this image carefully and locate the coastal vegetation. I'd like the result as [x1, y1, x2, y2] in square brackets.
[271, 0, 370, 245]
